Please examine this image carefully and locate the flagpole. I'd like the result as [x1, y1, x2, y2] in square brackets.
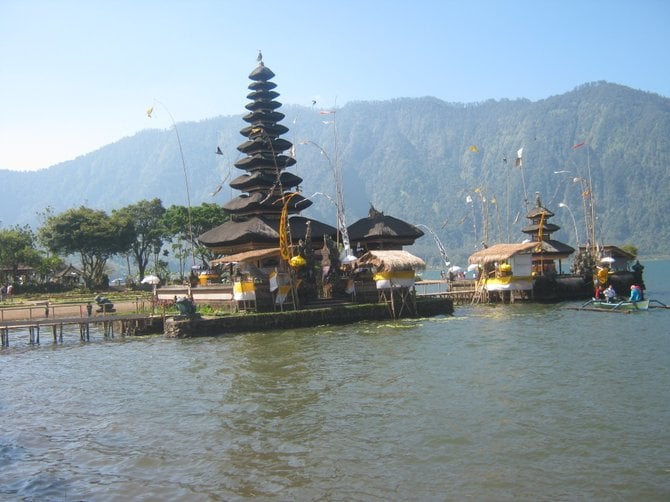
[505, 155, 511, 242]
[516, 147, 529, 213]
[147, 101, 196, 268]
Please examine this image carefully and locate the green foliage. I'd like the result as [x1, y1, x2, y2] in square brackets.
[620, 244, 638, 259]
[162, 202, 229, 268]
[0, 225, 42, 283]
[113, 199, 167, 280]
[38, 206, 135, 289]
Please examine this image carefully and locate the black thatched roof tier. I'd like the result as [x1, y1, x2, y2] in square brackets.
[244, 100, 282, 112]
[246, 89, 280, 101]
[534, 239, 575, 256]
[348, 208, 424, 249]
[198, 216, 337, 254]
[229, 172, 302, 191]
[240, 123, 289, 138]
[526, 193, 555, 218]
[527, 207, 555, 218]
[243, 110, 285, 124]
[234, 154, 296, 170]
[237, 137, 292, 155]
[222, 192, 312, 215]
[247, 80, 276, 91]
[522, 222, 560, 234]
[249, 63, 275, 81]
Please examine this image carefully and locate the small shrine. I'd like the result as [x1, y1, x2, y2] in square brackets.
[522, 192, 575, 276]
[348, 205, 424, 253]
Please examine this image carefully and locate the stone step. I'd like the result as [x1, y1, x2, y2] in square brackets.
[304, 298, 353, 308]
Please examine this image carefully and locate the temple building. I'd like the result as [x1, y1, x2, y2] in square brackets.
[468, 192, 582, 302]
[199, 55, 336, 259]
[522, 192, 574, 276]
[348, 205, 424, 254]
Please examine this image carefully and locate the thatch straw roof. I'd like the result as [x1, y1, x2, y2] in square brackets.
[468, 242, 538, 264]
[348, 206, 423, 246]
[348, 215, 423, 240]
[356, 250, 426, 272]
[210, 248, 280, 265]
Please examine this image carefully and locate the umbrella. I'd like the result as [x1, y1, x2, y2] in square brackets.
[341, 252, 358, 265]
[141, 275, 161, 285]
[467, 263, 480, 271]
[600, 256, 615, 264]
[448, 265, 462, 273]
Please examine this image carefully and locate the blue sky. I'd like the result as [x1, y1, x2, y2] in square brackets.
[1, 0, 668, 171]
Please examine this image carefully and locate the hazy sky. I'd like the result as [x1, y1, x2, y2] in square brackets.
[1, 0, 668, 171]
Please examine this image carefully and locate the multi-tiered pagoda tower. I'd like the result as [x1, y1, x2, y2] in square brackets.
[199, 56, 335, 256]
[522, 192, 574, 275]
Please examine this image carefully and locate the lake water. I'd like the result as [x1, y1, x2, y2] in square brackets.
[2, 262, 669, 501]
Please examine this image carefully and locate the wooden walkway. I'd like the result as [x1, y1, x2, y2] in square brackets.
[415, 279, 476, 305]
[0, 313, 162, 347]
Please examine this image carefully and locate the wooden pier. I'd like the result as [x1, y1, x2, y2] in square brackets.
[415, 279, 476, 305]
[0, 313, 163, 347]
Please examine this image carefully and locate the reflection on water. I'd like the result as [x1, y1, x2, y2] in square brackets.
[2, 262, 669, 500]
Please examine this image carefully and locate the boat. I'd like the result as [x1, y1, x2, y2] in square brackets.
[581, 298, 649, 312]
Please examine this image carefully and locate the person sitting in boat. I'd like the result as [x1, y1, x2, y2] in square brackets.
[603, 285, 617, 303]
[594, 285, 603, 300]
[629, 284, 642, 302]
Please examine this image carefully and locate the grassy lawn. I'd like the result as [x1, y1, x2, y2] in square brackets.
[1, 289, 154, 307]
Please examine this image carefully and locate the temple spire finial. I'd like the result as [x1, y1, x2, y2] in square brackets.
[257, 50, 263, 64]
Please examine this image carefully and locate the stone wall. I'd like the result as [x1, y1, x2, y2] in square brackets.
[164, 297, 453, 338]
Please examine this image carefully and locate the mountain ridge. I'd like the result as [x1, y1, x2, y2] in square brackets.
[2, 81, 668, 264]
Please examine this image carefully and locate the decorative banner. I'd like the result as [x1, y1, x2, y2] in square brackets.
[275, 285, 292, 305]
[373, 270, 415, 289]
[233, 280, 256, 301]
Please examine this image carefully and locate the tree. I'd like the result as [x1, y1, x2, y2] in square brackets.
[113, 199, 167, 281]
[163, 203, 229, 269]
[620, 244, 638, 259]
[191, 203, 230, 264]
[0, 225, 42, 284]
[38, 206, 135, 289]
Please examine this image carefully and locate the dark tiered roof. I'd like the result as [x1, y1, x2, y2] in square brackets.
[229, 171, 302, 191]
[521, 192, 574, 258]
[199, 216, 336, 255]
[198, 56, 334, 255]
[348, 205, 424, 250]
[522, 192, 560, 240]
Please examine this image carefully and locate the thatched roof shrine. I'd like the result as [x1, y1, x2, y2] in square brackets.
[356, 250, 426, 273]
[348, 205, 424, 250]
[468, 242, 538, 265]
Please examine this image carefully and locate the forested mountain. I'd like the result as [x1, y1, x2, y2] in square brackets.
[1, 81, 668, 265]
